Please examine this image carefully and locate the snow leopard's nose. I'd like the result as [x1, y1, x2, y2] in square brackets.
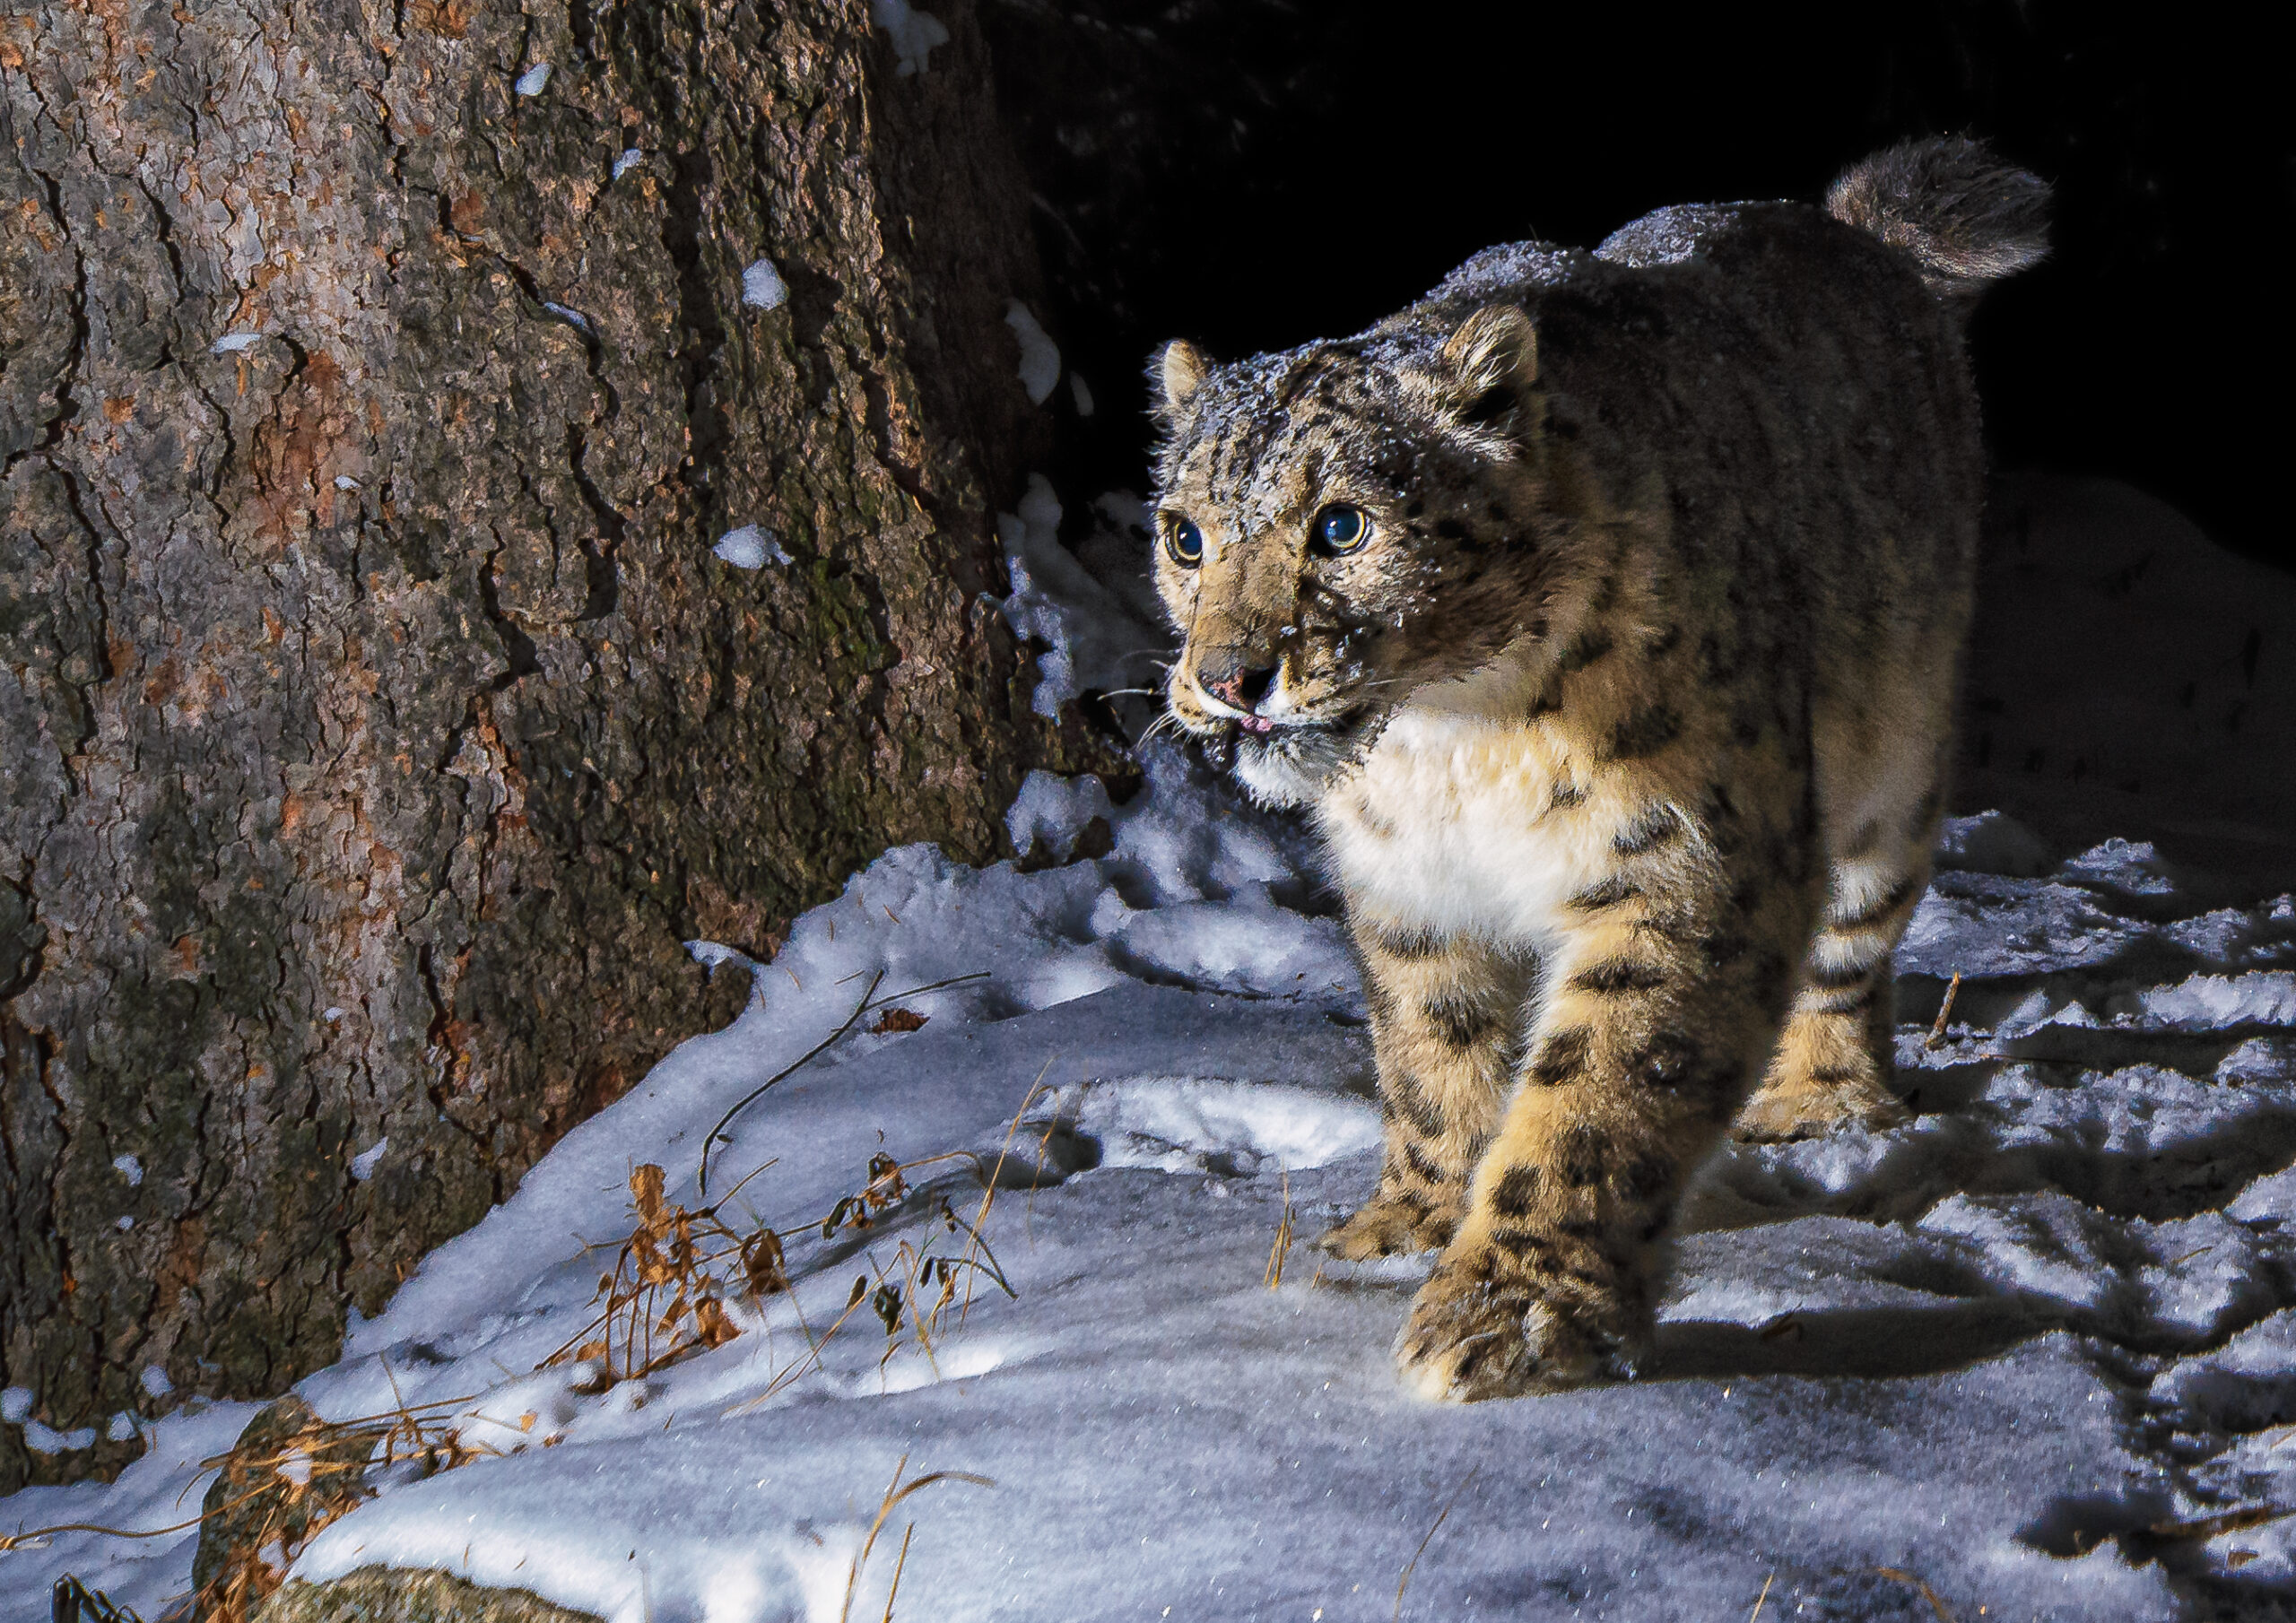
[1199, 658, 1278, 712]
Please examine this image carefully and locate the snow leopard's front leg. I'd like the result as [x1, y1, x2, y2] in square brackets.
[1318, 917, 1535, 1259]
[1395, 788, 1822, 1401]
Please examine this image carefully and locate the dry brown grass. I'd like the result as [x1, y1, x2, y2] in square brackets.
[1393, 1465, 1479, 1620]
[837, 1453, 996, 1623]
[1264, 1167, 1295, 1289]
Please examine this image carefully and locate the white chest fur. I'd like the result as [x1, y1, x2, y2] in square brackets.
[1317, 707, 1618, 953]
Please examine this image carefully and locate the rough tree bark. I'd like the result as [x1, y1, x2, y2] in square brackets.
[0, 0, 1069, 1489]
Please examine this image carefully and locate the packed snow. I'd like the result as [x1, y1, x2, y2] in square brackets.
[3, 482, 2293, 1621]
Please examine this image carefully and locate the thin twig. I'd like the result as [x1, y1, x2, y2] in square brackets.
[699, 970, 988, 1192]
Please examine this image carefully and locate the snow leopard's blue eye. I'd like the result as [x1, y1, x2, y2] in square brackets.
[1166, 516, 1204, 568]
[1311, 504, 1370, 556]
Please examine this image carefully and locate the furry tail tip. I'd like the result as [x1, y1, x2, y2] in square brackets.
[1826, 136, 2051, 299]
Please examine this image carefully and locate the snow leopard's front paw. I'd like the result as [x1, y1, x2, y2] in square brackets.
[1315, 1192, 1458, 1260]
[1393, 1253, 1631, 1402]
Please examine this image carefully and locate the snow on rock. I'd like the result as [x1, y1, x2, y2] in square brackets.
[513, 63, 551, 97]
[208, 331, 263, 354]
[870, 0, 949, 77]
[712, 525, 789, 569]
[1004, 299, 1060, 404]
[10, 478, 2296, 1621]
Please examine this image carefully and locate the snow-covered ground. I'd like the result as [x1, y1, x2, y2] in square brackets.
[5, 482, 2295, 1622]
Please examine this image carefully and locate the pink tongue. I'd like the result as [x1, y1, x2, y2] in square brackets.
[1239, 716, 1275, 735]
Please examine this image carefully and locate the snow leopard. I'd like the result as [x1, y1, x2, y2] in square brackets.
[1146, 139, 2048, 1401]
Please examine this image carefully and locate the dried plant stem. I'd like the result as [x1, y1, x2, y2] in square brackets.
[1925, 970, 1963, 1050]
[881, 1523, 916, 1623]
[1870, 1567, 1959, 1623]
[1747, 1571, 1776, 1623]
[839, 1454, 995, 1623]
[1394, 1465, 1479, 1619]
[1264, 1167, 1295, 1289]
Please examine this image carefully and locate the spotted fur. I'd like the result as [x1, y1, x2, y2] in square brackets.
[1146, 141, 2048, 1401]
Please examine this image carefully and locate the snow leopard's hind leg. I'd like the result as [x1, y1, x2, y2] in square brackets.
[1316, 920, 1535, 1260]
[1735, 748, 1944, 1141]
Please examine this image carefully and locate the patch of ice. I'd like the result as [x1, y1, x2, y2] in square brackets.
[871, 0, 949, 76]
[740, 257, 787, 311]
[332, 474, 360, 491]
[514, 63, 552, 97]
[349, 1139, 388, 1182]
[684, 940, 749, 971]
[107, 1412, 137, 1444]
[0, 1387, 28, 1424]
[140, 1365, 173, 1400]
[612, 149, 643, 180]
[209, 332, 263, 354]
[713, 525, 790, 569]
[113, 1153, 143, 1186]
[1004, 300, 1060, 404]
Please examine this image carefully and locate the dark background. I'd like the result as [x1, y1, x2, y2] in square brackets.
[979, 1, 2292, 571]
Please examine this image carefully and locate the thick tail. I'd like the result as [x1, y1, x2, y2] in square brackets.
[1826, 137, 2051, 299]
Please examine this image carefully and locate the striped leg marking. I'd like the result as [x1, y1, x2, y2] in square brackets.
[1735, 855, 1924, 1141]
[1318, 919, 1534, 1260]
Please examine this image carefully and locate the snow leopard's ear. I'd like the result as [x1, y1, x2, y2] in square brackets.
[1150, 339, 1209, 423]
[1437, 304, 1538, 429]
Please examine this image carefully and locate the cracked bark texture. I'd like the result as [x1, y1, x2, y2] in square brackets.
[0, 0, 1058, 1489]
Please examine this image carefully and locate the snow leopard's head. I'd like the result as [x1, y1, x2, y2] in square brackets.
[1145, 304, 1570, 808]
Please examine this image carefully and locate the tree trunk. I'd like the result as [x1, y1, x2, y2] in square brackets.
[1, 0, 1062, 1488]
